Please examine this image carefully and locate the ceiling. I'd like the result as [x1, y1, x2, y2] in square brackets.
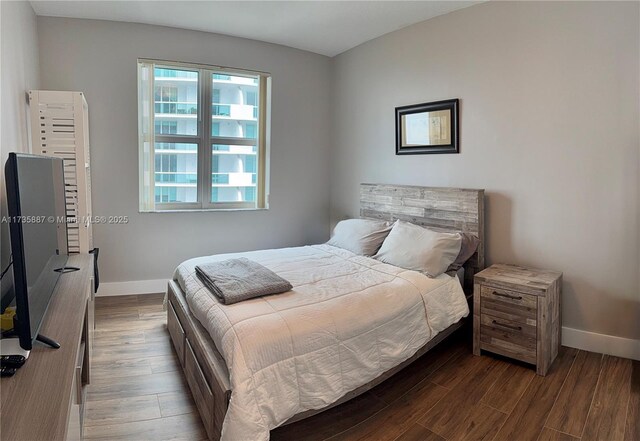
[30, 1, 479, 57]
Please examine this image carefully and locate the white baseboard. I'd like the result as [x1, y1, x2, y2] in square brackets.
[97, 279, 167, 297]
[562, 326, 640, 361]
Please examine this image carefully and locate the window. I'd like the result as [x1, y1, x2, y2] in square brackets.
[154, 121, 178, 134]
[138, 60, 270, 210]
[245, 122, 257, 139]
[243, 187, 256, 202]
[154, 85, 178, 113]
[244, 155, 257, 173]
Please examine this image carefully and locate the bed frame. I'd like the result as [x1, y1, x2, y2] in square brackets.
[166, 183, 485, 440]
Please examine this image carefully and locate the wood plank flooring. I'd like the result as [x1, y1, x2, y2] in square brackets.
[84, 294, 207, 441]
[88, 294, 639, 441]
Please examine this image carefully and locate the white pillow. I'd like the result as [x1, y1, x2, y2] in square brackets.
[374, 220, 462, 277]
[327, 219, 392, 256]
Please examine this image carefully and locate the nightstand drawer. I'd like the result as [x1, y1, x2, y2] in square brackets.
[480, 314, 537, 364]
[480, 334, 537, 365]
[481, 313, 536, 337]
[481, 286, 537, 325]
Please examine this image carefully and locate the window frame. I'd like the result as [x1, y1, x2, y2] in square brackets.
[139, 58, 270, 212]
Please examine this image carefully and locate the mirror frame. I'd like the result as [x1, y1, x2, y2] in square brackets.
[395, 98, 459, 155]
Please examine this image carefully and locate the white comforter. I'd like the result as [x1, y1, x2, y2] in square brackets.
[174, 244, 469, 441]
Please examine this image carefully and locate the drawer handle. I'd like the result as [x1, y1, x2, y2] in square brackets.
[492, 319, 522, 331]
[493, 291, 522, 301]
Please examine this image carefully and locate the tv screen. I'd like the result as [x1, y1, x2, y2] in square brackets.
[4, 153, 68, 350]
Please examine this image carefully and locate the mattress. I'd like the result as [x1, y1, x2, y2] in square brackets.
[174, 244, 469, 441]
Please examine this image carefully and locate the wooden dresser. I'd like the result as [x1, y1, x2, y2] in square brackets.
[472, 263, 562, 376]
[0, 254, 95, 440]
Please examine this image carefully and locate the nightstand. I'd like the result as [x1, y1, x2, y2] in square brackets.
[472, 264, 562, 376]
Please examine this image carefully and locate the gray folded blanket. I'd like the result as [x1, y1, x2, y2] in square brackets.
[195, 258, 293, 305]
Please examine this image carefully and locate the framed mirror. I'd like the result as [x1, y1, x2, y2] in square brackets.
[395, 98, 459, 155]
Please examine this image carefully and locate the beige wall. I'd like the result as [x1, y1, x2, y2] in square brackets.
[36, 17, 332, 284]
[1, 1, 40, 296]
[330, 1, 640, 340]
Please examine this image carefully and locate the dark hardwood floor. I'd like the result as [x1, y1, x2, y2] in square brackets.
[87, 294, 639, 441]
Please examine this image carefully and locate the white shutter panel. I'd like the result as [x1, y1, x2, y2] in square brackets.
[29, 90, 93, 254]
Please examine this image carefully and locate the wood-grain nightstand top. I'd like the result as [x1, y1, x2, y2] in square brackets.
[474, 263, 562, 295]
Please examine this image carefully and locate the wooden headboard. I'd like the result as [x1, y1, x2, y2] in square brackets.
[360, 183, 485, 294]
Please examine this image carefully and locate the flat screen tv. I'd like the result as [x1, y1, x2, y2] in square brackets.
[4, 153, 68, 350]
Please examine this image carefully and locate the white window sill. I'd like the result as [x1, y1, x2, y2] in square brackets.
[140, 208, 268, 213]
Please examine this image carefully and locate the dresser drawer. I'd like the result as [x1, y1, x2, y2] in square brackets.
[481, 313, 536, 338]
[480, 314, 537, 364]
[185, 340, 214, 435]
[481, 286, 537, 326]
[167, 302, 185, 366]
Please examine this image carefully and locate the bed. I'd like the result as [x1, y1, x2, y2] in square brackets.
[166, 184, 485, 441]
